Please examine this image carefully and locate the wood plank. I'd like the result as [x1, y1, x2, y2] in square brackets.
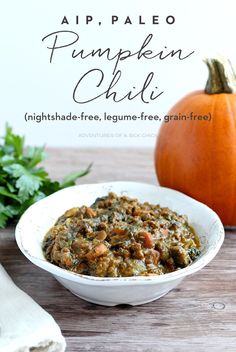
[0, 148, 235, 352]
[42, 147, 157, 185]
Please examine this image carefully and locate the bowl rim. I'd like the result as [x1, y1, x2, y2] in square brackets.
[15, 181, 225, 286]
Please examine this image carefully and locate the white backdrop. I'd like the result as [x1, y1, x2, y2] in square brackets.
[1, 0, 235, 147]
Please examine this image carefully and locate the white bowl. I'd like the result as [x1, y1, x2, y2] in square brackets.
[15, 182, 224, 306]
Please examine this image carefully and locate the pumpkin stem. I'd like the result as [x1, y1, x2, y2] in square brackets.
[205, 57, 236, 94]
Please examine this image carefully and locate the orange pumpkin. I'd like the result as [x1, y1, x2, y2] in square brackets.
[155, 58, 236, 226]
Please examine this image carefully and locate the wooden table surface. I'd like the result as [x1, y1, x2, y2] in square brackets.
[0, 148, 236, 352]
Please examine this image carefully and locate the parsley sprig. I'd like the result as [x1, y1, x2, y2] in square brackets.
[0, 126, 91, 228]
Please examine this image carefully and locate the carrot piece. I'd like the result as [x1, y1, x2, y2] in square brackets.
[85, 243, 108, 261]
[112, 228, 126, 236]
[139, 231, 153, 248]
[62, 253, 73, 267]
[86, 207, 96, 218]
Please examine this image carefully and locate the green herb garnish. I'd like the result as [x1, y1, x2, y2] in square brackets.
[188, 247, 201, 261]
[0, 125, 92, 228]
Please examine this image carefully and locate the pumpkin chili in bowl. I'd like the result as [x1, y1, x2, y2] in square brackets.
[43, 192, 201, 277]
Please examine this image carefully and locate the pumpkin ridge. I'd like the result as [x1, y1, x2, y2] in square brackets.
[208, 94, 217, 210]
[224, 94, 236, 223]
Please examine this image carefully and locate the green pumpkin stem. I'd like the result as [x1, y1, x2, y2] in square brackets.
[205, 58, 236, 94]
